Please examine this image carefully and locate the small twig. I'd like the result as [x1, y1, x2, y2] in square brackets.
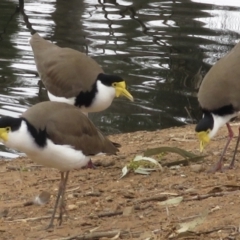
[134, 203, 152, 210]
[65, 186, 80, 193]
[0, 4, 19, 41]
[18, 0, 36, 35]
[84, 192, 101, 197]
[178, 214, 202, 222]
[97, 211, 123, 218]
[192, 226, 237, 236]
[184, 106, 194, 124]
[6, 165, 44, 171]
[171, 138, 194, 142]
[43, 178, 60, 182]
[23, 201, 34, 207]
[166, 206, 169, 217]
[73, 192, 101, 197]
[96, 204, 152, 218]
[47, 230, 141, 240]
[184, 191, 235, 201]
[6, 215, 63, 222]
[133, 195, 167, 204]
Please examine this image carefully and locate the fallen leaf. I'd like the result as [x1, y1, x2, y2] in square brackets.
[109, 231, 120, 240]
[89, 226, 100, 233]
[177, 210, 209, 234]
[119, 155, 162, 179]
[158, 196, 183, 206]
[119, 166, 129, 179]
[144, 146, 198, 158]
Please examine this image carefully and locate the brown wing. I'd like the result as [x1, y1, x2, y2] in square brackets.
[22, 101, 72, 130]
[22, 101, 118, 155]
[29, 33, 104, 98]
[198, 41, 240, 111]
[45, 108, 118, 156]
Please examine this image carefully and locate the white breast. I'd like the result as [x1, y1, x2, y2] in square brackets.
[80, 80, 115, 113]
[47, 92, 76, 105]
[210, 112, 238, 139]
[5, 121, 90, 171]
[47, 81, 115, 113]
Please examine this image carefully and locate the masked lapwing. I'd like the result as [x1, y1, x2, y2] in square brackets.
[29, 33, 133, 113]
[0, 101, 119, 228]
[195, 41, 240, 172]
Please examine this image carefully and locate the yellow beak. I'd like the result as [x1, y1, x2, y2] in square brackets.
[114, 81, 134, 102]
[0, 128, 9, 142]
[196, 131, 210, 152]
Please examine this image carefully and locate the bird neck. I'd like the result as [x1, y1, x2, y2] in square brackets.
[6, 119, 46, 153]
[75, 81, 98, 109]
[210, 112, 238, 139]
[75, 80, 115, 113]
[23, 118, 47, 148]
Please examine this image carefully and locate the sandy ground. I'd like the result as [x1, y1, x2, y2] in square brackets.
[1, 123, 240, 239]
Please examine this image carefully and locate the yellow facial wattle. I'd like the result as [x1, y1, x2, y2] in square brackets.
[197, 131, 210, 152]
[113, 81, 134, 101]
[0, 127, 9, 142]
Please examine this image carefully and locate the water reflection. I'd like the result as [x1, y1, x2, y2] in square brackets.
[0, 0, 240, 157]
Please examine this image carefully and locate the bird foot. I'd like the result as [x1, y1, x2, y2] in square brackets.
[88, 161, 97, 169]
[207, 162, 235, 173]
[82, 159, 96, 169]
[223, 164, 235, 171]
[207, 162, 224, 173]
[45, 223, 54, 231]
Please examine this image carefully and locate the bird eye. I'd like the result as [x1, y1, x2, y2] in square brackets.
[112, 83, 117, 87]
[6, 127, 10, 132]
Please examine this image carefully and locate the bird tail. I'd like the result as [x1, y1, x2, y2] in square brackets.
[111, 141, 121, 148]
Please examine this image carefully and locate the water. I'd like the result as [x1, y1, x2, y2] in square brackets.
[0, 0, 240, 158]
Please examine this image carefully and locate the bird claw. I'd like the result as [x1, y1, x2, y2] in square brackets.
[82, 159, 96, 169]
[207, 161, 224, 173]
[45, 223, 54, 231]
[207, 162, 235, 173]
[223, 164, 235, 171]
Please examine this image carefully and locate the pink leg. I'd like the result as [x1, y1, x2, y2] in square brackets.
[46, 172, 64, 229]
[58, 171, 69, 226]
[208, 123, 233, 173]
[229, 127, 240, 169]
[82, 159, 96, 169]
